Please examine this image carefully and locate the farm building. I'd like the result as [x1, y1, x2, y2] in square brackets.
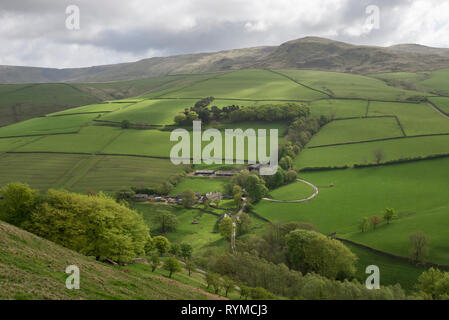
[194, 170, 215, 176]
[215, 170, 235, 177]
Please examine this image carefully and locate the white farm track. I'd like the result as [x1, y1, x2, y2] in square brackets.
[262, 178, 319, 203]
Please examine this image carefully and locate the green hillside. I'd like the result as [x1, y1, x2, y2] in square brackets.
[0, 220, 223, 300]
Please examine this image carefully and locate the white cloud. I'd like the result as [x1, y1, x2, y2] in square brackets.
[0, 0, 448, 68]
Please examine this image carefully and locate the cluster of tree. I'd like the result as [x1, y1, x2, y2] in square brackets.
[285, 114, 329, 150]
[0, 183, 150, 264]
[225, 170, 268, 203]
[414, 268, 449, 300]
[205, 272, 273, 298]
[151, 210, 179, 234]
[117, 172, 189, 198]
[174, 101, 311, 125]
[148, 235, 194, 278]
[359, 208, 397, 232]
[197, 250, 406, 300]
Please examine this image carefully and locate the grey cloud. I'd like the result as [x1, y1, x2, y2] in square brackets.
[0, 0, 446, 68]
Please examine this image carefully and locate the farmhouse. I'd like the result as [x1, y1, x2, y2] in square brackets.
[194, 170, 215, 176]
[133, 194, 149, 202]
[215, 170, 235, 177]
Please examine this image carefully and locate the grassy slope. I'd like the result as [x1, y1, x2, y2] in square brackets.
[296, 134, 449, 169]
[161, 69, 327, 100]
[256, 157, 449, 264]
[0, 114, 100, 137]
[307, 117, 404, 147]
[0, 74, 219, 127]
[0, 220, 221, 300]
[275, 69, 426, 100]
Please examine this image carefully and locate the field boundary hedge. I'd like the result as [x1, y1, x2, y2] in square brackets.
[0, 131, 80, 139]
[336, 237, 449, 271]
[427, 100, 449, 117]
[299, 153, 449, 172]
[307, 132, 449, 149]
[249, 210, 271, 222]
[47, 111, 111, 117]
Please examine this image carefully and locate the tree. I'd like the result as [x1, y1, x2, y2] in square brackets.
[219, 217, 233, 241]
[232, 185, 243, 208]
[156, 181, 173, 195]
[150, 254, 160, 272]
[181, 189, 196, 208]
[250, 287, 271, 299]
[286, 170, 297, 183]
[370, 215, 382, 230]
[236, 212, 252, 236]
[245, 174, 268, 203]
[153, 235, 171, 256]
[185, 259, 196, 276]
[120, 119, 131, 129]
[279, 156, 292, 170]
[359, 217, 370, 232]
[163, 257, 182, 278]
[222, 276, 235, 297]
[383, 208, 397, 224]
[373, 147, 385, 165]
[285, 230, 357, 279]
[169, 242, 181, 256]
[206, 272, 219, 290]
[0, 182, 37, 227]
[409, 231, 430, 263]
[115, 187, 135, 204]
[26, 190, 148, 264]
[180, 243, 193, 261]
[144, 235, 153, 255]
[174, 113, 187, 125]
[240, 285, 250, 300]
[151, 211, 178, 234]
[416, 268, 449, 300]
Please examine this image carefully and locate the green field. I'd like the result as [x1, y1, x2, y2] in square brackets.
[307, 117, 404, 147]
[0, 136, 37, 152]
[47, 102, 132, 116]
[345, 242, 426, 292]
[161, 69, 327, 100]
[103, 122, 283, 161]
[429, 97, 449, 114]
[171, 177, 229, 195]
[275, 69, 426, 100]
[265, 180, 315, 201]
[100, 99, 255, 125]
[0, 153, 89, 191]
[256, 157, 449, 264]
[0, 113, 99, 137]
[69, 156, 183, 192]
[296, 135, 449, 169]
[310, 99, 368, 118]
[15, 126, 122, 153]
[136, 203, 223, 250]
[416, 68, 449, 96]
[368, 101, 449, 135]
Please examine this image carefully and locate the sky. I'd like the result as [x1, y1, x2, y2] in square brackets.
[1, 0, 449, 68]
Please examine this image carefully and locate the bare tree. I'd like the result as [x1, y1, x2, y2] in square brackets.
[373, 147, 385, 165]
[409, 231, 430, 263]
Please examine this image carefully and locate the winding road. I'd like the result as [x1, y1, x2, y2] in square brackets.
[262, 178, 319, 203]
